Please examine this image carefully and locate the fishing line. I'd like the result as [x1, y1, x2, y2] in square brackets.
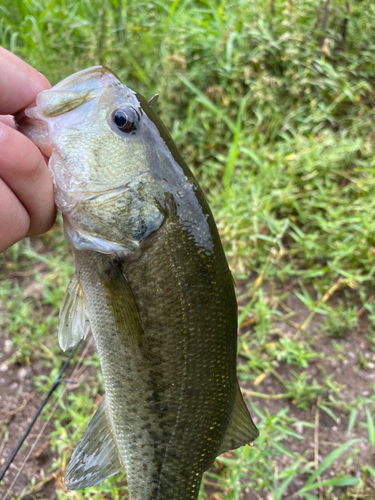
[2, 337, 93, 500]
[0, 341, 82, 484]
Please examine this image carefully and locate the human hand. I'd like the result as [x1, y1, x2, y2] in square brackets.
[0, 47, 55, 252]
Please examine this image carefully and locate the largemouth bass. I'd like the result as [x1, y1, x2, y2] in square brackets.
[18, 66, 258, 499]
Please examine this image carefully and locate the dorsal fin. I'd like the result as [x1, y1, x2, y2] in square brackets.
[59, 275, 90, 351]
[148, 94, 159, 109]
[218, 383, 259, 455]
[64, 399, 122, 490]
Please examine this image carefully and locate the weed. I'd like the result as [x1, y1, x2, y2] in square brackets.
[320, 303, 358, 339]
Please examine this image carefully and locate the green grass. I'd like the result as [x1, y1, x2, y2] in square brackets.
[1, 0, 375, 498]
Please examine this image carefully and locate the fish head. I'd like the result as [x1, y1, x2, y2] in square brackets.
[18, 66, 189, 255]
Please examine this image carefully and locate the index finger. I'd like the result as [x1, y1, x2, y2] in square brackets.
[0, 47, 51, 115]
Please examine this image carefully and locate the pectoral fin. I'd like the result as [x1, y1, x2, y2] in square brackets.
[64, 399, 122, 490]
[99, 265, 144, 347]
[59, 275, 90, 351]
[217, 383, 259, 455]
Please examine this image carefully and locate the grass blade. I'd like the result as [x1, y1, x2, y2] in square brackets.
[178, 75, 236, 133]
[347, 408, 358, 435]
[365, 406, 375, 447]
[297, 476, 359, 495]
[223, 91, 251, 193]
[302, 439, 360, 487]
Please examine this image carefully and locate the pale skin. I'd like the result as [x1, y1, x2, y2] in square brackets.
[0, 47, 55, 252]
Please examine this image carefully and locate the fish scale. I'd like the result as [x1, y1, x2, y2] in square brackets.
[17, 65, 259, 499]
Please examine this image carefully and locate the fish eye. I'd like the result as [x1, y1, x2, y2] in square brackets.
[112, 107, 138, 133]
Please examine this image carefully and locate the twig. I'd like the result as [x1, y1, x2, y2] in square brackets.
[251, 489, 264, 500]
[338, 2, 350, 51]
[0, 429, 8, 464]
[3, 270, 36, 280]
[18, 473, 55, 499]
[268, 367, 289, 389]
[238, 362, 289, 392]
[239, 317, 256, 330]
[270, 0, 275, 16]
[317, 0, 331, 57]
[286, 320, 303, 330]
[356, 294, 375, 319]
[242, 388, 290, 400]
[203, 480, 225, 489]
[241, 368, 291, 400]
[321, 0, 330, 32]
[3, 263, 46, 281]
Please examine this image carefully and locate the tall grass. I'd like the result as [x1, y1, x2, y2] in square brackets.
[3, 0, 375, 281]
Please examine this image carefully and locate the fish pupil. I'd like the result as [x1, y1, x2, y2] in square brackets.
[115, 112, 127, 128]
[113, 108, 137, 133]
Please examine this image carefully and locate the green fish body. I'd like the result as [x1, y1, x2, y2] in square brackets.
[18, 67, 258, 499]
